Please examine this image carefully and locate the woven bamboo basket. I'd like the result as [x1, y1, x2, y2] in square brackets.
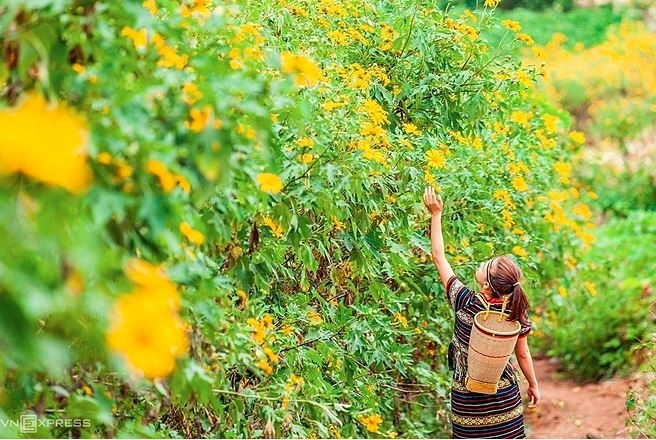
[466, 310, 520, 394]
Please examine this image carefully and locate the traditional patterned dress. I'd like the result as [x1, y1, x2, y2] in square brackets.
[446, 276, 531, 439]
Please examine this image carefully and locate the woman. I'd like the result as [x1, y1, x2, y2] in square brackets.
[423, 187, 540, 439]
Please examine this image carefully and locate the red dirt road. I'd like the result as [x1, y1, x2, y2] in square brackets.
[520, 357, 645, 439]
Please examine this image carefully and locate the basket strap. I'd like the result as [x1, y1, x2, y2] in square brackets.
[477, 293, 491, 319]
[499, 295, 510, 321]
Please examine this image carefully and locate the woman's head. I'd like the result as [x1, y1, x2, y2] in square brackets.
[475, 255, 530, 326]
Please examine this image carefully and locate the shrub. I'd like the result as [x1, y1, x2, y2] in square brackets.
[540, 211, 656, 382]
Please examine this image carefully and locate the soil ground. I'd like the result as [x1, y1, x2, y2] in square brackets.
[520, 357, 649, 439]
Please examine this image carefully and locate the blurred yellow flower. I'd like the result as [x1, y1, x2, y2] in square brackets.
[280, 52, 323, 87]
[512, 246, 527, 258]
[569, 131, 586, 144]
[0, 92, 92, 193]
[511, 175, 528, 192]
[157, 44, 188, 69]
[257, 173, 283, 194]
[296, 137, 315, 148]
[180, 222, 205, 245]
[583, 281, 597, 297]
[107, 260, 188, 379]
[147, 160, 176, 192]
[143, 0, 157, 15]
[247, 318, 267, 345]
[182, 82, 202, 105]
[484, 0, 499, 7]
[558, 286, 568, 298]
[72, 63, 86, 74]
[307, 310, 323, 325]
[263, 346, 279, 364]
[263, 216, 284, 237]
[97, 152, 112, 165]
[257, 359, 273, 375]
[121, 27, 147, 50]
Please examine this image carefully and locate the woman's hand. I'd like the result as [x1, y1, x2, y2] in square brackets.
[527, 384, 540, 408]
[423, 187, 443, 216]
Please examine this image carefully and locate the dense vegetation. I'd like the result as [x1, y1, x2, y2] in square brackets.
[0, 0, 654, 437]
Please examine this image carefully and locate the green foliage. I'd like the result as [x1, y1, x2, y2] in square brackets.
[540, 211, 656, 382]
[578, 164, 656, 217]
[626, 337, 656, 439]
[447, 0, 575, 13]
[498, 0, 574, 12]
[481, 5, 623, 52]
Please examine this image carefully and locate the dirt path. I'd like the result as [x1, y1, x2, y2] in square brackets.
[520, 357, 643, 439]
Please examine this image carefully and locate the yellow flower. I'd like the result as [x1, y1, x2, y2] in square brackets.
[182, 82, 203, 105]
[511, 175, 528, 192]
[107, 260, 188, 379]
[0, 92, 92, 193]
[512, 246, 527, 258]
[360, 414, 383, 432]
[569, 131, 586, 145]
[300, 153, 314, 164]
[296, 137, 315, 148]
[97, 152, 112, 165]
[147, 160, 176, 192]
[511, 111, 531, 126]
[501, 20, 521, 32]
[307, 310, 323, 325]
[426, 149, 446, 169]
[558, 286, 568, 298]
[256, 173, 283, 194]
[516, 33, 535, 46]
[263, 216, 284, 237]
[573, 203, 592, 220]
[184, 106, 214, 133]
[263, 346, 279, 364]
[157, 44, 188, 70]
[143, 0, 158, 15]
[121, 27, 147, 50]
[403, 122, 421, 135]
[280, 52, 323, 87]
[542, 114, 559, 133]
[247, 318, 267, 345]
[484, 0, 499, 7]
[583, 281, 597, 297]
[394, 313, 408, 329]
[180, 222, 205, 245]
[257, 359, 273, 375]
[72, 63, 86, 74]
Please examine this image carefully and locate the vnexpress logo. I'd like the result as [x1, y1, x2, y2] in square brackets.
[20, 414, 37, 433]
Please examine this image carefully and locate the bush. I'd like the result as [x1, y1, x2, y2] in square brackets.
[578, 163, 656, 217]
[531, 21, 656, 146]
[539, 211, 656, 382]
[626, 337, 656, 438]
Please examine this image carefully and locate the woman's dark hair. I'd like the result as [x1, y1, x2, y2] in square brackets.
[487, 255, 530, 327]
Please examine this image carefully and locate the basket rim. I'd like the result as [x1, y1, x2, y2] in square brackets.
[473, 311, 521, 336]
